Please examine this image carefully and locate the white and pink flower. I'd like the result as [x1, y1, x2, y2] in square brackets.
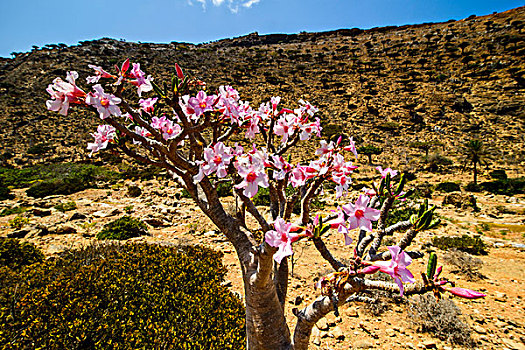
[341, 194, 381, 232]
[265, 217, 298, 264]
[194, 142, 234, 182]
[86, 65, 115, 84]
[188, 90, 215, 118]
[85, 84, 122, 119]
[46, 71, 86, 116]
[139, 97, 158, 114]
[376, 166, 398, 179]
[87, 124, 116, 155]
[372, 246, 415, 296]
[130, 63, 153, 96]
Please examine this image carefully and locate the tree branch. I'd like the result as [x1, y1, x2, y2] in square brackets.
[312, 237, 345, 271]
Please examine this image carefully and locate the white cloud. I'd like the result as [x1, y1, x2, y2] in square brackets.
[188, 0, 261, 13]
[242, 0, 260, 8]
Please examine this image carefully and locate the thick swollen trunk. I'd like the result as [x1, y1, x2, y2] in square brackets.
[244, 274, 292, 350]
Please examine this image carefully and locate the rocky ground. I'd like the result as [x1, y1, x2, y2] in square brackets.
[1, 164, 524, 350]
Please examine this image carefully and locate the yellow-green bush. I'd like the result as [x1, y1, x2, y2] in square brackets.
[0, 243, 245, 349]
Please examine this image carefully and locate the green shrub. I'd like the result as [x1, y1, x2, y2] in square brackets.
[426, 153, 453, 172]
[8, 216, 29, 230]
[489, 170, 507, 180]
[96, 216, 149, 240]
[26, 177, 86, 198]
[464, 182, 481, 192]
[0, 243, 245, 349]
[54, 201, 77, 212]
[27, 143, 53, 155]
[216, 181, 233, 197]
[414, 182, 434, 198]
[0, 163, 117, 190]
[0, 183, 13, 200]
[0, 238, 44, 271]
[0, 206, 27, 217]
[478, 177, 525, 196]
[431, 234, 488, 255]
[126, 185, 142, 197]
[385, 201, 419, 227]
[435, 182, 460, 193]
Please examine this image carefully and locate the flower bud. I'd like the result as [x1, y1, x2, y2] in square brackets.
[443, 287, 486, 299]
[358, 265, 380, 275]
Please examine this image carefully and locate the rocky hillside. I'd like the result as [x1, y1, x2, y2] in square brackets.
[0, 7, 524, 169]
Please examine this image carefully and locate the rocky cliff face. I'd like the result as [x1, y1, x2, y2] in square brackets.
[0, 7, 523, 168]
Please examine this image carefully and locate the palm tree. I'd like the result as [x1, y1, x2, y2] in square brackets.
[461, 139, 490, 185]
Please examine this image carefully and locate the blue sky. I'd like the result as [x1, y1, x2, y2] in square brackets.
[0, 0, 523, 57]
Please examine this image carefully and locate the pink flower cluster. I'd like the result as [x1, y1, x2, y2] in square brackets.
[151, 115, 182, 141]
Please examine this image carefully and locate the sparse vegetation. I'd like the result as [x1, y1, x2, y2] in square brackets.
[409, 294, 475, 347]
[8, 215, 29, 230]
[54, 201, 77, 212]
[431, 234, 488, 255]
[443, 249, 485, 281]
[435, 181, 460, 192]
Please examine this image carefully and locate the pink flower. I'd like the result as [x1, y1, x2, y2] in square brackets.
[265, 217, 299, 264]
[85, 84, 122, 119]
[188, 90, 215, 117]
[316, 140, 335, 156]
[271, 96, 281, 111]
[234, 156, 269, 198]
[133, 126, 152, 145]
[194, 142, 234, 182]
[376, 166, 398, 179]
[297, 99, 319, 118]
[86, 65, 115, 84]
[87, 124, 116, 155]
[330, 209, 353, 245]
[332, 172, 350, 198]
[442, 287, 486, 299]
[273, 114, 297, 143]
[343, 137, 358, 159]
[373, 246, 415, 296]
[46, 71, 86, 116]
[160, 119, 181, 141]
[245, 114, 260, 139]
[270, 155, 293, 180]
[130, 63, 153, 96]
[175, 63, 184, 80]
[290, 165, 317, 187]
[342, 194, 380, 232]
[139, 97, 158, 113]
[300, 117, 322, 141]
[219, 85, 240, 102]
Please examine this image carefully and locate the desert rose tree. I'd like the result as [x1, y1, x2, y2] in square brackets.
[46, 60, 485, 350]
